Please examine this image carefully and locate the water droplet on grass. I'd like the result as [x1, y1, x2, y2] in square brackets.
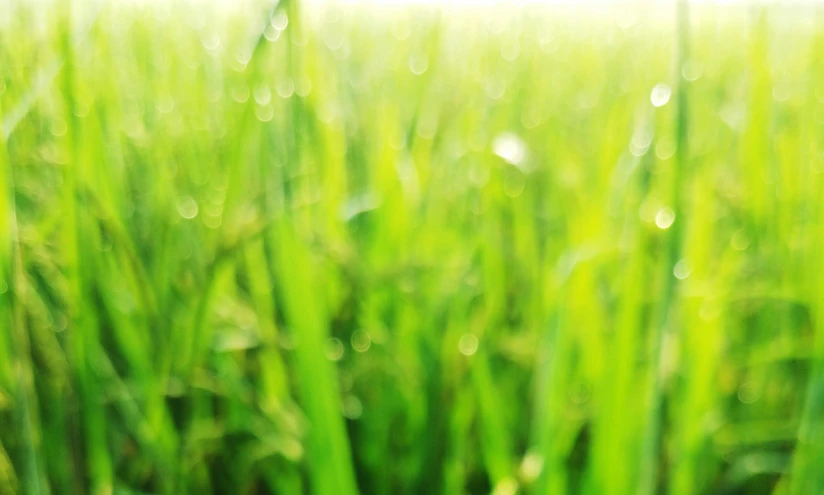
[469, 162, 490, 188]
[234, 48, 252, 67]
[203, 213, 222, 229]
[253, 85, 272, 105]
[682, 60, 703, 81]
[578, 89, 600, 109]
[339, 192, 380, 221]
[281, 438, 304, 461]
[504, 168, 526, 197]
[485, 76, 507, 100]
[351, 330, 371, 352]
[501, 39, 520, 61]
[231, 84, 250, 103]
[325, 338, 344, 361]
[731, 230, 750, 251]
[569, 381, 591, 404]
[255, 104, 274, 122]
[73, 102, 89, 118]
[343, 396, 363, 419]
[264, 24, 280, 42]
[673, 259, 691, 280]
[50, 118, 67, 136]
[630, 128, 652, 156]
[520, 451, 544, 483]
[540, 37, 560, 54]
[324, 31, 344, 50]
[157, 95, 175, 114]
[202, 34, 220, 52]
[296, 77, 312, 97]
[656, 139, 676, 159]
[632, 128, 653, 149]
[521, 107, 543, 129]
[493, 132, 526, 165]
[391, 18, 411, 40]
[408, 53, 428, 75]
[650, 83, 672, 107]
[272, 11, 289, 30]
[492, 478, 518, 495]
[772, 85, 791, 102]
[738, 382, 760, 404]
[655, 207, 675, 229]
[458, 334, 479, 356]
[699, 299, 722, 322]
[276, 79, 294, 98]
[177, 197, 198, 219]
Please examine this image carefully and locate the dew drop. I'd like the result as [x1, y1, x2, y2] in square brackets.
[50, 118, 67, 136]
[682, 60, 704, 82]
[325, 337, 344, 361]
[655, 207, 675, 229]
[276, 79, 294, 99]
[391, 18, 411, 40]
[202, 34, 220, 52]
[737, 382, 760, 404]
[493, 132, 526, 165]
[504, 168, 526, 198]
[469, 162, 490, 188]
[650, 83, 672, 108]
[731, 230, 750, 251]
[177, 196, 199, 219]
[408, 53, 428, 75]
[231, 84, 250, 103]
[458, 334, 479, 356]
[74, 101, 89, 118]
[203, 213, 222, 229]
[253, 85, 272, 105]
[520, 451, 544, 483]
[272, 11, 289, 30]
[673, 259, 691, 280]
[255, 104, 274, 122]
[157, 95, 175, 114]
[351, 330, 371, 352]
[295, 76, 313, 97]
[655, 139, 676, 160]
[485, 76, 507, 100]
[501, 39, 520, 61]
[491, 477, 518, 495]
[342, 395, 363, 419]
[264, 24, 281, 42]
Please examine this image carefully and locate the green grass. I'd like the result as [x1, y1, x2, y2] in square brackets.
[2, 0, 824, 493]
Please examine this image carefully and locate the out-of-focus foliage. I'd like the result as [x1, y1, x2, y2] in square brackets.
[1, 0, 824, 493]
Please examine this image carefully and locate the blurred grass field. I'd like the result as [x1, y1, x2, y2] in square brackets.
[2, 0, 824, 493]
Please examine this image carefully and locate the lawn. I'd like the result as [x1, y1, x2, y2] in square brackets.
[1, 0, 823, 493]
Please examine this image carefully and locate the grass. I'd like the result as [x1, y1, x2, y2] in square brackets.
[1, 0, 824, 493]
